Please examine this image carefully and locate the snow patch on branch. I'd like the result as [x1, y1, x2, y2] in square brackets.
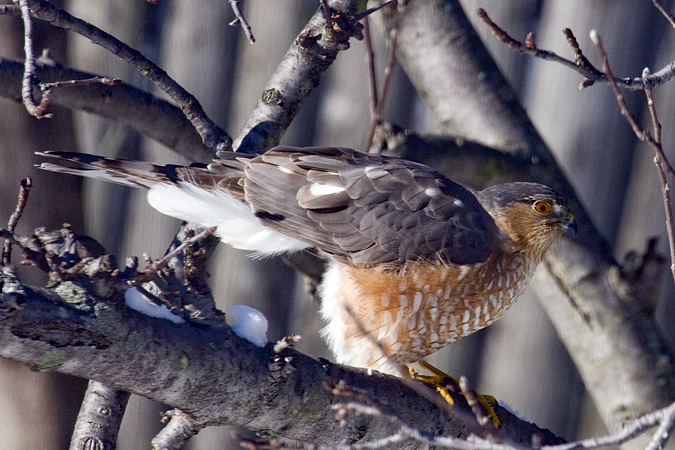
[124, 287, 185, 324]
[228, 304, 268, 347]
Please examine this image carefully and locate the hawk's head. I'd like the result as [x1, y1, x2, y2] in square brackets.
[476, 182, 576, 259]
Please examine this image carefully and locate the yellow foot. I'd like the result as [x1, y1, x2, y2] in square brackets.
[409, 361, 500, 428]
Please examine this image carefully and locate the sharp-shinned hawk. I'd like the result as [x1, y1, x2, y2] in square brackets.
[39, 146, 576, 375]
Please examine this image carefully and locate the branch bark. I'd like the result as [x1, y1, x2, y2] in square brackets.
[233, 0, 366, 154]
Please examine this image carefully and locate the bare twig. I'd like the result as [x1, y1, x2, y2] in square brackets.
[19, 0, 51, 118]
[22, 0, 231, 153]
[548, 401, 675, 450]
[1, 177, 33, 266]
[644, 71, 675, 179]
[374, 27, 398, 129]
[591, 30, 675, 285]
[590, 31, 647, 139]
[320, 0, 334, 30]
[365, 20, 399, 151]
[133, 226, 216, 284]
[476, 7, 597, 83]
[40, 76, 121, 91]
[228, 0, 255, 44]
[362, 18, 378, 126]
[477, 7, 675, 91]
[151, 409, 199, 450]
[36, 76, 122, 116]
[353, 0, 395, 21]
[653, 0, 675, 28]
[646, 401, 675, 450]
[459, 376, 490, 427]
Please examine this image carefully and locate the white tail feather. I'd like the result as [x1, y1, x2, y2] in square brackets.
[147, 183, 310, 256]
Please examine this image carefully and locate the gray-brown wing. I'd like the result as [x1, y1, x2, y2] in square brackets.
[233, 146, 499, 266]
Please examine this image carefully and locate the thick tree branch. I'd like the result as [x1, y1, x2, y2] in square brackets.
[69, 381, 130, 450]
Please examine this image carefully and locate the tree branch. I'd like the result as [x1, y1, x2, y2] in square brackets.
[0, 58, 212, 162]
[17, 0, 231, 153]
[233, 0, 365, 154]
[69, 381, 130, 450]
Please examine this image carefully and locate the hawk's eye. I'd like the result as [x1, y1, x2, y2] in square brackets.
[532, 200, 552, 215]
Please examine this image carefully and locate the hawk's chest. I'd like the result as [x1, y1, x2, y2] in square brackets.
[321, 251, 536, 364]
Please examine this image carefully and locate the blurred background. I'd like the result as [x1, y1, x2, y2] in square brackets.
[0, 0, 674, 448]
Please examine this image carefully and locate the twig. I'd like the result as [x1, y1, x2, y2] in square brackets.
[374, 27, 398, 130]
[653, 0, 675, 28]
[353, 0, 395, 21]
[22, 0, 231, 153]
[364, 19, 399, 151]
[591, 30, 675, 285]
[362, 17, 378, 127]
[459, 376, 490, 427]
[40, 76, 121, 91]
[132, 227, 216, 283]
[1, 177, 33, 266]
[228, 0, 255, 44]
[645, 401, 675, 450]
[19, 0, 51, 118]
[644, 71, 675, 179]
[548, 401, 675, 450]
[320, 0, 334, 31]
[477, 7, 675, 91]
[590, 31, 647, 139]
[36, 76, 122, 116]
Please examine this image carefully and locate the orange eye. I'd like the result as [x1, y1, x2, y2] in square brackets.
[532, 200, 552, 215]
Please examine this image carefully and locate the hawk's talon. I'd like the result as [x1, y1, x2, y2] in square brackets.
[410, 361, 501, 428]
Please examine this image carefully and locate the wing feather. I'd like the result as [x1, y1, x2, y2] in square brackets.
[241, 146, 498, 266]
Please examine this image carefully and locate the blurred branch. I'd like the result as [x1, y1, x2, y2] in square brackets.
[653, 0, 675, 28]
[364, 17, 399, 152]
[0, 58, 212, 162]
[13, 0, 231, 153]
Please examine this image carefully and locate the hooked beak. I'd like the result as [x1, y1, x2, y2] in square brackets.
[561, 213, 577, 236]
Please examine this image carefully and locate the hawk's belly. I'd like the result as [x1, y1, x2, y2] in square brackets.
[319, 253, 533, 374]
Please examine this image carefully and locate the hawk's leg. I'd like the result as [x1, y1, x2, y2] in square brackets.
[409, 360, 500, 428]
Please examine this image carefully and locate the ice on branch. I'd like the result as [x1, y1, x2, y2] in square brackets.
[124, 287, 185, 324]
[227, 304, 268, 347]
